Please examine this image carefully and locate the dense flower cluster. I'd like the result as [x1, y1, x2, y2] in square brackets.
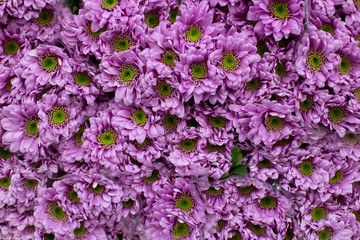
[1, 0, 360, 239]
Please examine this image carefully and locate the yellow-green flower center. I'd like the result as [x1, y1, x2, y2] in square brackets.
[238, 185, 255, 195]
[162, 50, 178, 67]
[216, 220, 227, 232]
[300, 95, 313, 112]
[228, 231, 243, 240]
[354, 87, 360, 102]
[190, 62, 207, 79]
[343, 132, 359, 144]
[47, 202, 67, 222]
[246, 78, 260, 91]
[171, 221, 192, 239]
[97, 129, 117, 148]
[74, 222, 87, 238]
[157, 80, 174, 98]
[86, 23, 106, 39]
[169, 7, 178, 23]
[75, 127, 85, 146]
[24, 119, 39, 138]
[89, 184, 105, 195]
[184, 25, 203, 43]
[319, 24, 334, 34]
[209, 116, 227, 129]
[270, 1, 290, 19]
[162, 114, 178, 131]
[265, 116, 285, 131]
[118, 64, 139, 85]
[0, 177, 11, 190]
[311, 207, 326, 221]
[48, 106, 69, 127]
[249, 223, 266, 236]
[143, 169, 160, 184]
[316, 227, 333, 240]
[328, 106, 345, 123]
[179, 138, 198, 153]
[36, 9, 54, 26]
[307, 51, 325, 71]
[131, 109, 148, 126]
[220, 52, 239, 72]
[112, 35, 133, 52]
[354, 210, 360, 222]
[204, 186, 223, 196]
[25, 179, 38, 189]
[68, 188, 80, 203]
[257, 158, 273, 169]
[122, 199, 134, 208]
[0, 148, 13, 160]
[101, 0, 118, 10]
[329, 171, 343, 184]
[145, 12, 159, 28]
[175, 193, 195, 212]
[40, 55, 59, 72]
[259, 196, 277, 209]
[338, 56, 352, 74]
[3, 39, 19, 55]
[298, 161, 313, 177]
[206, 143, 225, 153]
[134, 138, 151, 150]
[74, 72, 92, 86]
[275, 64, 286, 78]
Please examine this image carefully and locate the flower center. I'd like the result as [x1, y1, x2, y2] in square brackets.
[354, 210, 360, 222]
[179, 138, 198, 153]
[25, 179, 38, 189]
[228, 232, 243, 240]
[101, 0, 118, 10]
[118, 64, 139, 85]
[216, 220, 227, 232]
[298, 161, 313, 177]
[156, 80, 174, 98]
[48, 106, 69, 127]
[257, 158, 273, 169]
[328, 106, 345, 123]
[74, 72, 92, 86]
[209, 116, 227, 129]
[354, 88, 360, 102]
[275, 64, 286, 78]
[24, 119, 39, 138]
[205, 186, 223, 196]
[307, 51, 325, 71]
[3, 39, 19, 55]
[249, 223, 266, 236]
[300, 95, 313, 112]
[206, 143, 225, 153]
[40, 55, 59, 72]
[68, 188, 80, 203]
[190, 62, 207, 80]
[143, 169, 160, 184]
[97, 129, 117, 148]
[47, 202, 67, 222]
[75, 127, 85, 146]
[0, 148, 13, 160]
[134, 138, 151, 150]
[329, 171, 343, 184]
[245, 78, 260, 91]
[175, 193, 195, 212]
[171, 221, 192, 239]
[316, 227, 333, 240]
[86, 22, 106, 39]
[145, 12, 159, 28]
[112, 35, 134, 52]
[184, 25, 203, 43]
[238, 185, 255, 195]
[270, 1, 290, 19]
[44, 233, 55, 240]
[36, 9, 54, 26]
[169, 7, 178, 23]
[265, 116, 285, 131]
[285, 228, 294, 240]
[89, 184, 105, 195]
[25, 225, 36, 233]
[343, 132, 359, 144]
[131, 109, 148, 126]
[122, 199, 134, 208]
[162, 114, 178, 131]
[220, 52, 239, 72]
[311, 207, 326, 221]
[162, 50, 178, 67]
[259, 196, 277, 209]
[319, 24, 334, 34]
[74, 222, 87, 238]
[0, 177, 10, 190]
[338, 56, 352, 74]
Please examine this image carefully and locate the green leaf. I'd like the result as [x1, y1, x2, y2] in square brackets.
[220, 172, 230, 179]
[231, 145, 242, 166]
[229, 165, 247, 175]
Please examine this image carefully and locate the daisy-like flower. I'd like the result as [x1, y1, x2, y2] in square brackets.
[1, 101, 45, 157]
[0, 66, 16, 106]
[229, 100, 302, 146]
[210, 26, 260, 90]
[0, 163, 17, 208]
[2, 0, 56, 20]
[96, 51, 147, 106]
[172, 0, 224, 51]
[111, 104, 164, 144]
[247, 0, 304, 41]
[295, 28, 339, 88]
[248, 151, 280, 182]
[15, 44, 72, 92]
[174, 47, 221, 104]
[70, 220, 107, 240]
[37, 92, 83, 145]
